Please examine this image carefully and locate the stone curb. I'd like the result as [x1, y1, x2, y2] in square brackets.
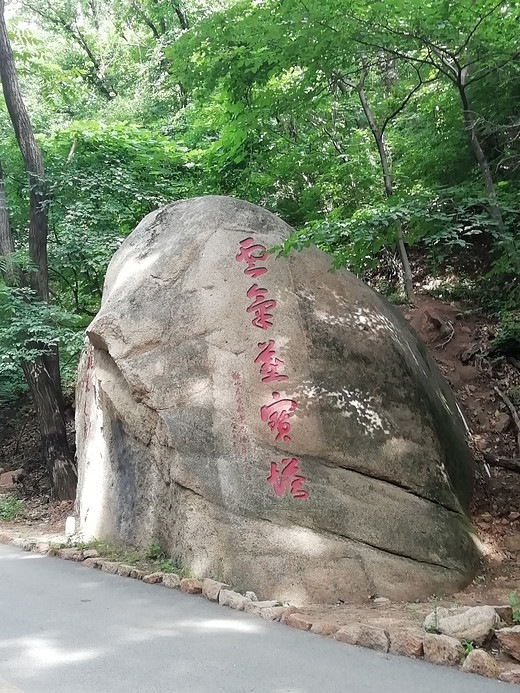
[1, 528, 519, 683]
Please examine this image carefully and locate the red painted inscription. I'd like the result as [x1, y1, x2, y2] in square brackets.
[235, 236, 310, 499]
[267, 457, 309, 500]
[260, 391, 297, 443]
[246, 284, 276, 330]
[254, 340, 288, 383]
[236, 237, 268, 278]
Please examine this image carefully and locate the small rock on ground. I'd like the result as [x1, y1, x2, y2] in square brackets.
[162, 573, 181, 589]
[143, 572, 164, 584]
[310, 622, 339, 636]
[101, 561, 120, 575]
[202, 578, 229, 602]
[34, 542, 50, 554]
[336, 624, 389, 653]
[180, 578, 203, 594]
[493, 605, 513, 625]
[280, 607, 300, 624]
[423, 605, 498, 645]
[218, 589, 250, 610]
[116, 564, 134, 578]
[0, 469, 22, 491]
[357, 625, 389, 653]
[243, 600, 280, 615]
[335, 624, 360, 645]
[285, 613, 313, 631]
[461, 649, 500, 678]
[129, 568, 146, 580]
[57, 548, 84, 561]
[389, 629, 424, 658]
[499, 667, 520, 685]
[423, 633, 464, 666]
[83, 549, 100, 559]
[259, 606, 287, 622]
[496, 625, 520, 662]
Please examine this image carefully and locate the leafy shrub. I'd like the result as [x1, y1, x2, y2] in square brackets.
[509, 591, 520, 624]
[145, 541, 163, 560]
[0, 282, 84, 406]
[488, 311, 520, 358]
[158, 558, 177, 573]
[0, 494, 23, 521]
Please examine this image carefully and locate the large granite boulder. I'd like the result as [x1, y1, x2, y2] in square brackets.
[76, 195, 480, 604]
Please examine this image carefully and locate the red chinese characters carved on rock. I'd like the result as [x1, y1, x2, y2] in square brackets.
[254, 340, 288, 383]
[246, 284, 276, 330]
[235, 236, 309, 499]
[267, 457, 309, 500]
[260, 391, 297, 443]
[235, 237, 268, 278]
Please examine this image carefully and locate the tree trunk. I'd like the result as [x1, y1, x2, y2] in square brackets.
[22, 358, 77, 500]
[357, 76, 415, 303]
[457, 81, 505, 232]
[0, 159, 17, 284]
[0, 0, 77, 500]
[173, 3, 189, 30]
[0, 8, 48, 300]
[396, 219, 414, 302]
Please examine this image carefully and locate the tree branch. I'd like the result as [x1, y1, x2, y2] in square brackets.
[494, 386, 520, 453]
[467, 50, 520, 85]
[23, 0, 115, 99]
[455, 0, 506, 57]
[483, 452, 520, 473]
[173, 2, 189, 31]
[131, 1, 161, 40]
[381, 69, 439, 135]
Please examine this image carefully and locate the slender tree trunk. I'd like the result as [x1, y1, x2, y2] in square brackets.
[457, 81, 505, 232]
[0, 159, 17, 284]
[132, 1, 161, 39]
[0, 0, 77, 500]
[356, 75, 415, 303]
[173, 2, 189, 30]
[395, 219, 414, 302]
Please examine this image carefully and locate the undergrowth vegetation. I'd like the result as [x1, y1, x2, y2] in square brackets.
[73, 539, 192, 576]
[0, 495, 23, 521]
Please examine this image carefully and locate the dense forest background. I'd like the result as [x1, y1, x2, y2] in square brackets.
[0, 0, 519, 497]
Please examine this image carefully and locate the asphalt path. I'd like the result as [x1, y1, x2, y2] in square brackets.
[0, 544, 515, 692]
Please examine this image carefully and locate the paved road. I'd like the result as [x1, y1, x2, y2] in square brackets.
[0, 544, 514, 693]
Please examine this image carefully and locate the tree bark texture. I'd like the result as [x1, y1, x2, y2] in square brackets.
[0, 2, 48, 301]
[22, 358, 77, 500]
[0, 0, 77, 499]
[356, 75, 415, 304]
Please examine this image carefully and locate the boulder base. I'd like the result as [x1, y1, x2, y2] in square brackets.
[76, 196, 479, 604]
